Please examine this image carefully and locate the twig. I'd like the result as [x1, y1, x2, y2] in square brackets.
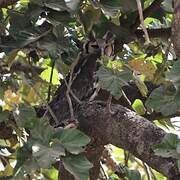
[100, 161, 109, 179]
[164, 39, 172, 60]
[124, 150, 130, 167]
[121, 90, 131, 106]
[107, 94, 115, 114]
[136, 0, 150, 44]
[26, 81, 59, 125]
[59, 53, 82, 122]
[89, 84, 101, 102]
[133, 0, 164, 30]
[143, 162, 152, 180]
[47, 58, 56, 102]
[149, 168, 158, 180]
[135, 28, 171, 39]
[58, 69, 82, 104]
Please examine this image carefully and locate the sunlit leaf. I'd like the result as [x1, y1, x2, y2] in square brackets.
[132, 99, 146, 115]
[40, 66, 60, 85]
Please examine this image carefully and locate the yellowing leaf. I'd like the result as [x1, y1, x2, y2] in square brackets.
[24, 82, 41, 103]
[3, 163, 13, 176]
[3, 90, 20, 111]
[129, 59, 156, 80]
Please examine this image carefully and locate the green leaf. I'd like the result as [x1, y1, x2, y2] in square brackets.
[162, 0, 173, 13]
[32, 142, 65, 168]
[40, 66, 60, 85]
[0, 108, 9, 122]
[54, 129, 90, 154]
[99, 0, 137, 16]
[156, 118, 175, 130]
[132, 99, 146, 115]
[62, 154, 92, 180]
[166, 60, 180, 91]
[14, 144, 39, 177]
[145, 85, 179, 116]
[154, 133, 179, 159]
[14, 104, 37, 129]
[158, 133, 178, 148]
[44, 0, 69, 12]
[65, 0, 81, 11]
[125, 169, 141, 180]
[30, 119, 55, 145]
[96, 66, 132, 99]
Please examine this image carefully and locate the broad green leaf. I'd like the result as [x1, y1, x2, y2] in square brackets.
[14, 144, 39, 177]
[132, 99, 146, 115]
[30, 119, 55, 145]
[96, 66, 132, 99]
[162, 0, 173, 13]
[8, 10, 31, 33]
[145, 85, 179, 116]
[154, 133, 179, 159]
[126, 169, 141, 180]
[0, 108, 9, 122]
[99, 0, 137, 16]
[13, 104, 37, 129]
[54, 129, 90, 154]
[44, 0, 69, 12]
[40, 66, 60, 85]
[166, 60, 180, 91]
[158, 133, 178, 149]
[32, 142, 65, 168]
[65, 0, 80, 11]
[62, 154, 92, 180]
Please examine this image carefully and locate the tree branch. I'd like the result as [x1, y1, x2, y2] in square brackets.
[135, 27, 171, 39]
[77, 101, 180, 179]
[132, 0, 164, 30]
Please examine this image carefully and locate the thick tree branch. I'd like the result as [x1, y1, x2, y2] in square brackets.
[135, 27, 171, 39]
[172, 1, 180, 58]
[77, 101, 180, 179]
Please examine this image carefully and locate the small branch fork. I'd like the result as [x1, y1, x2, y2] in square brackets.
[58, 53, 83, 127]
